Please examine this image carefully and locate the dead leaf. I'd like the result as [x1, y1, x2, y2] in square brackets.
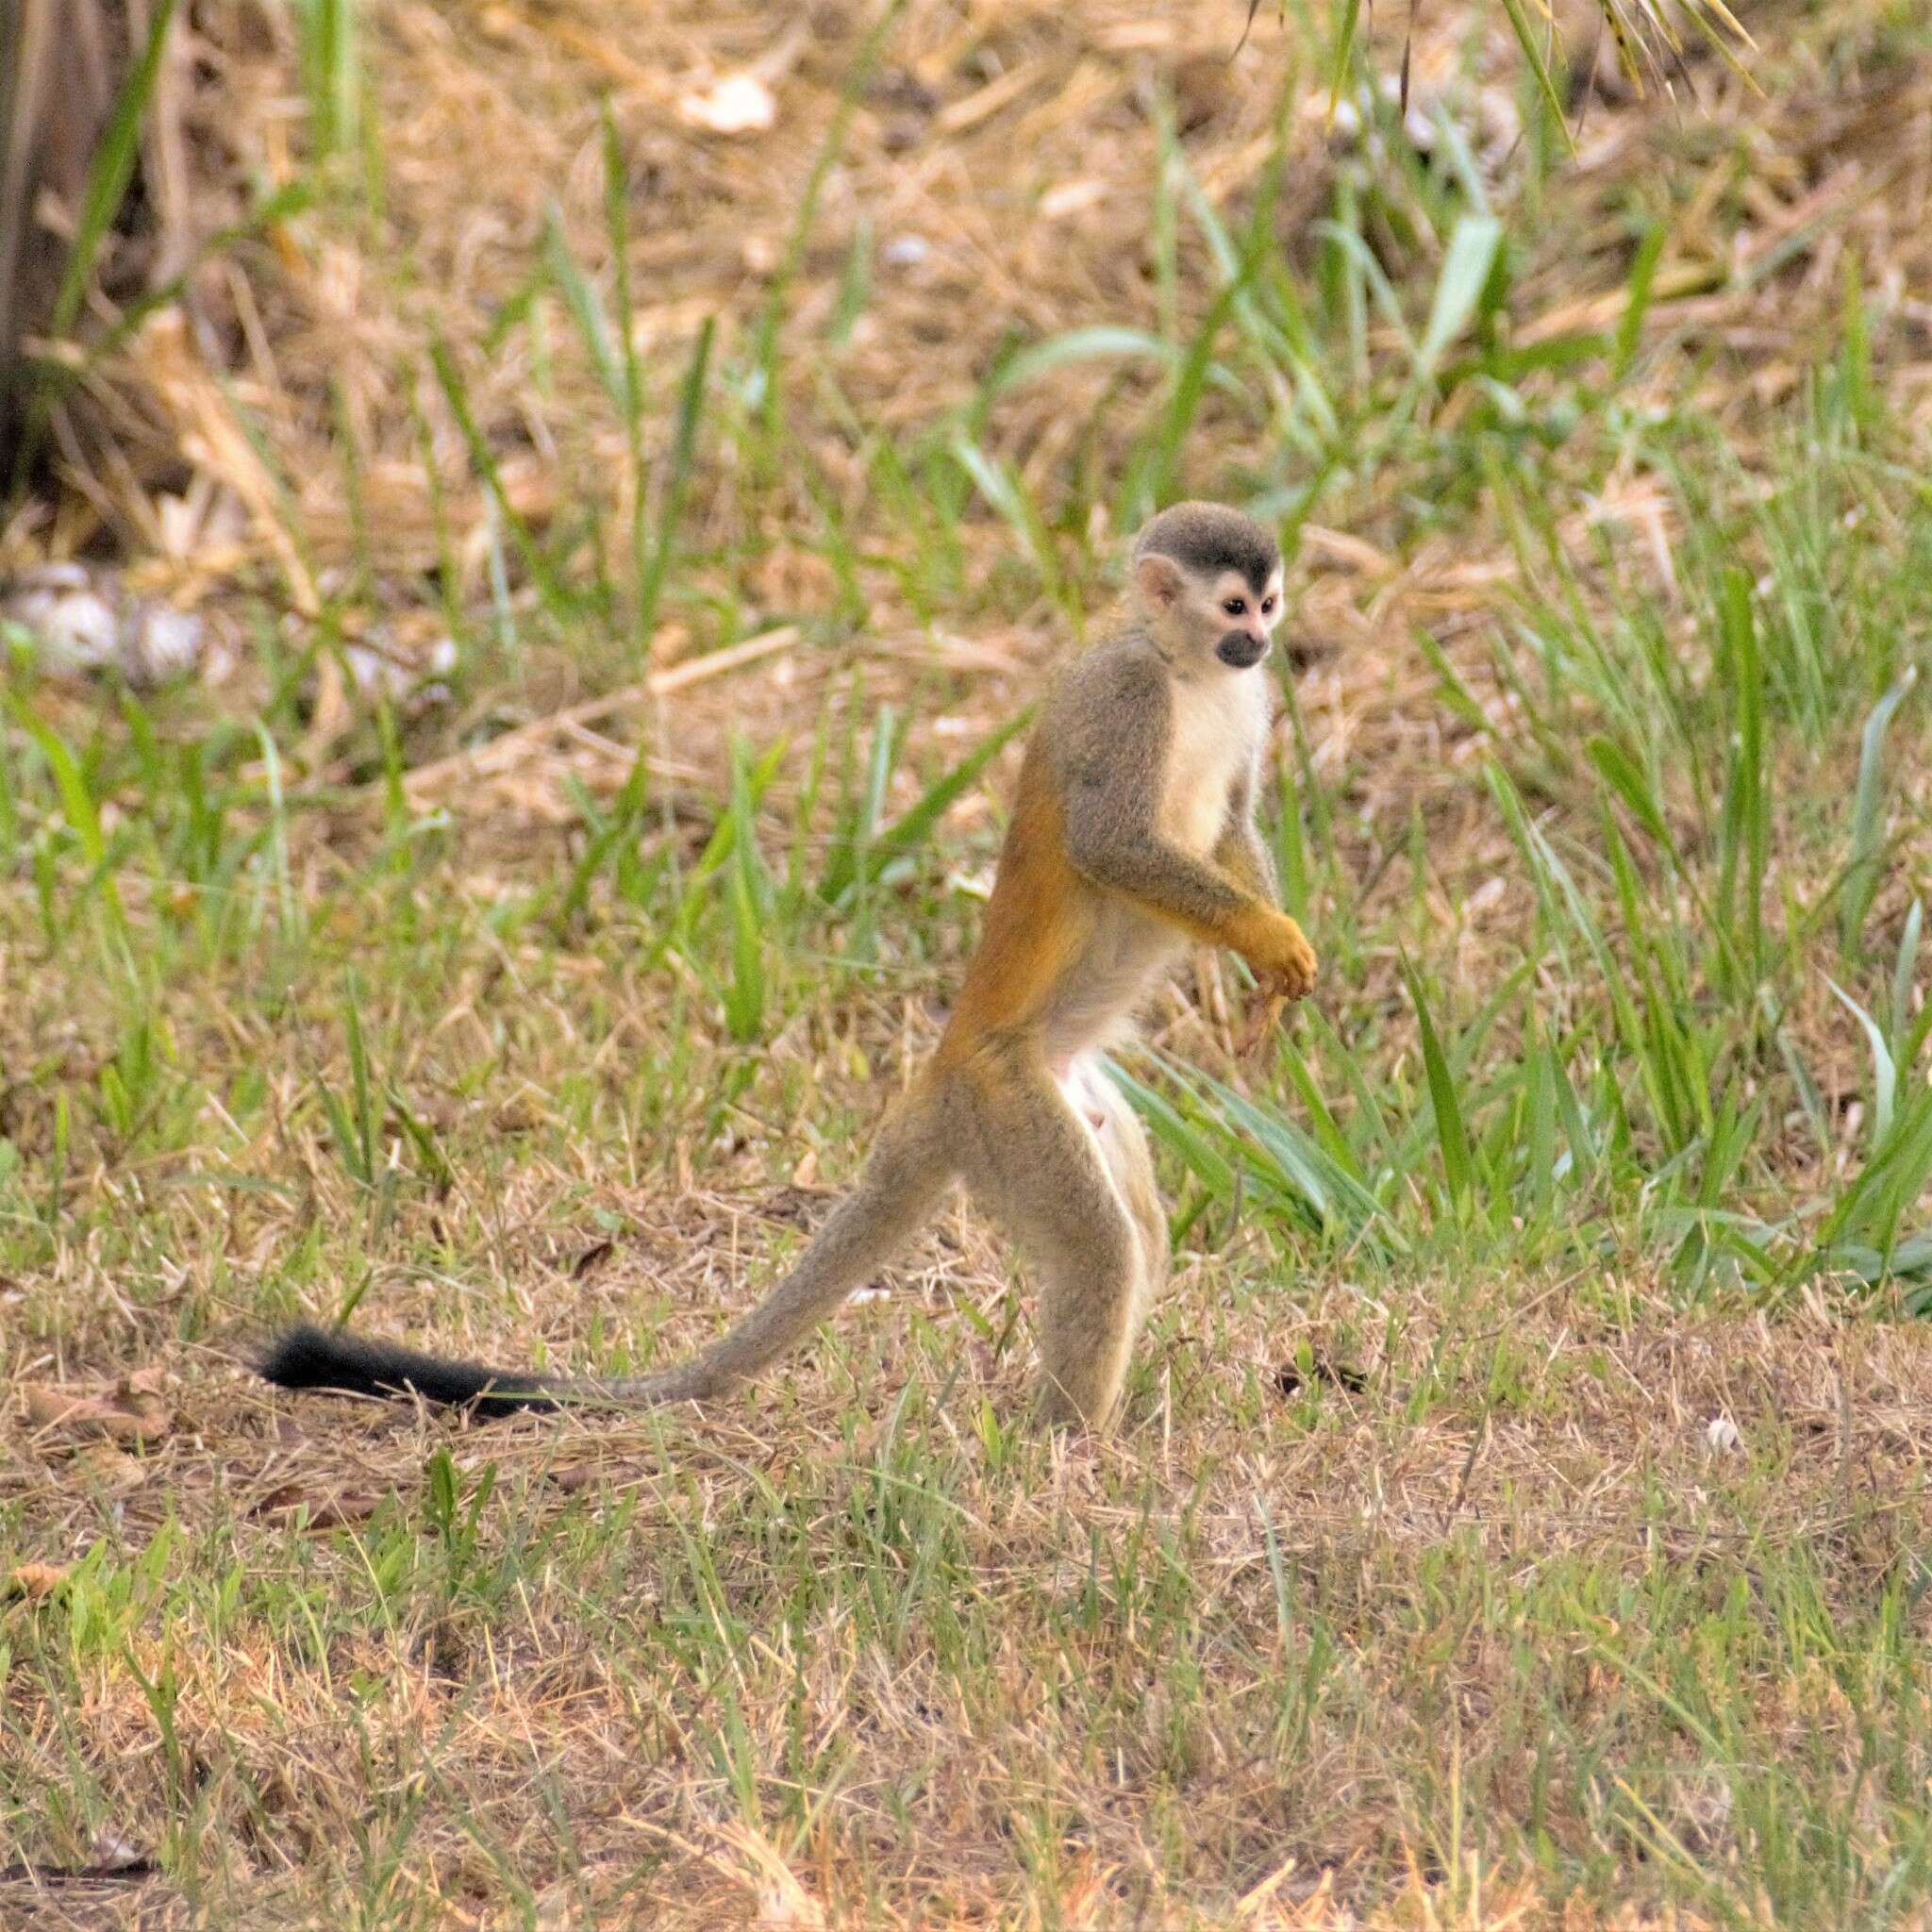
[249, 1482, 382, 1530]
[493, 1091, 548, 1133]
[70, 1444, 149, 1492]
[6, 1561, 71, 1599]
[20, 1378, 172, 1446]
[114, 1370, 171, 1436]
[547, 1459, 651, 1495]
[23, 1387, 112, 1432]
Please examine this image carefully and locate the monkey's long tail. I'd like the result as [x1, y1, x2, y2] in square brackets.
[258, 1085, 959, 1418]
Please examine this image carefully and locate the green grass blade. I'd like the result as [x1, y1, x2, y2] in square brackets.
[48, 0, 181, 344]
[637, 317, 715, 650]
[819, 705, 1033, 907]
[1829, 980, 1897, 1152]
[1614, 224, 1667, 380]
[983, 327, 1180, 403]
[1493, 0, 1575, 155]
[1840, 665, 1917, 958]
[541, 204, 624, 410]
[430, 338, 566, 616]
[1400, 955, 1474, 1209]
[5, 693, 125, 935]
[342, 969, 376, 1182]
[1326, 0, 1364, 113]
[1415, 215, 1505, 383]
[1892, 900, 1924, 1057]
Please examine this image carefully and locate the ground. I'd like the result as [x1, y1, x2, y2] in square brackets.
[3, 0, 1932, 1924]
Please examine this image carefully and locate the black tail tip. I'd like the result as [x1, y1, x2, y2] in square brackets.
[258, 1323, 343, 1391]
[256, 1322, 554, 1416]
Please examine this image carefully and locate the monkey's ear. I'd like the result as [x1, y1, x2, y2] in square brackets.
[1132, 552, 1186, 610]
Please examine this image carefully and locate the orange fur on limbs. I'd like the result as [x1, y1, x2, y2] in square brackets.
[261, 503, 1318, 1431]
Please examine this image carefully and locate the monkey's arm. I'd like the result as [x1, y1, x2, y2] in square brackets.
[1216, 756, 1305, 1049]
[1055, 653, 1313, 991]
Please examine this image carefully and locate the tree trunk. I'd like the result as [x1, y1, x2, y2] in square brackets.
[0, 0, 121, 448]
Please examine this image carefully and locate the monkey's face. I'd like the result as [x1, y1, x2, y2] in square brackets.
[1205, 567, 1284, 669]
[1134, 553, 1284, 673]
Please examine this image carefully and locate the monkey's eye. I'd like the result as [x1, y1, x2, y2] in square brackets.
[1261, 595, 1276, 615]
[1222, 596, 1247, 617]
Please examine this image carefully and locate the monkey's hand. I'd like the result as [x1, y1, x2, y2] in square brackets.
[1238, 984, 1288, 1058]
[1239, 911, 1318, 1003]
[1238, 956, 1316, 1058]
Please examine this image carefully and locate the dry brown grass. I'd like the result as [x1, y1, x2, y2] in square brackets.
[4, 0, 1932, 1925]
[17, 1254, 1932, 1927]
[9, 0, 1932, 754]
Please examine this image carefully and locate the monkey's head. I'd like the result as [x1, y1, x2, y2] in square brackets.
[1128, 502, 1284, 673]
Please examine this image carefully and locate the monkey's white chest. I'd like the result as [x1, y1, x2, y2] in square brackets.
[1158, 674, 1268, 855]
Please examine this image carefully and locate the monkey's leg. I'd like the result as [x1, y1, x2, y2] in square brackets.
[1076, 1062, 1169, 1312]
[958, 1054, 1147, 1429]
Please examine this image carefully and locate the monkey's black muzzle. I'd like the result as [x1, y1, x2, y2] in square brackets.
[1216, 630, 1268, 670]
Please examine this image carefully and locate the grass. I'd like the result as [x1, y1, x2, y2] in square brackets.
[3, 0, 1932, 1924]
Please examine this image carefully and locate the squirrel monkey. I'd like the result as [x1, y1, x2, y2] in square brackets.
[261, 503, 1317, 1429]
